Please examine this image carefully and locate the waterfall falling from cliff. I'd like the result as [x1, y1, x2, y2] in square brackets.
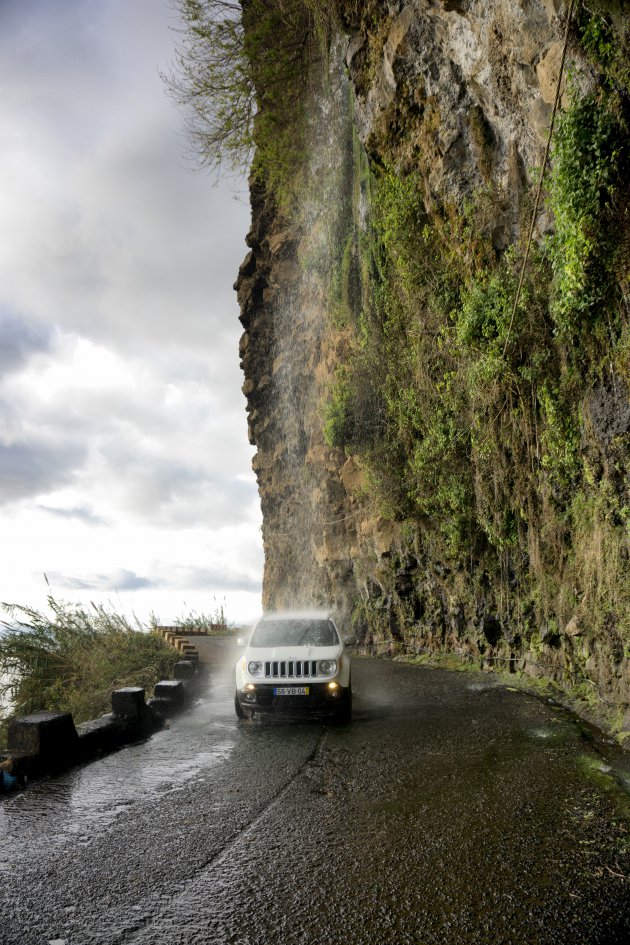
[261, 40, 355, 611]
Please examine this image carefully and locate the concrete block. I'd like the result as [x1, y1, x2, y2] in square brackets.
[154, 680, 186, 705]
[112, 687, 146, 718]
[7, 711, 80, 771]
[77, 715, 125, 758]
[78, 708, 162, 758]
[147, 696, 177, 720]
[174, 661, 196, 680]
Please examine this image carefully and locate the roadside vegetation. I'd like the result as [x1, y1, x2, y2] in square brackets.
[0, 597, 179, 749]
[160, 600, 231, 634]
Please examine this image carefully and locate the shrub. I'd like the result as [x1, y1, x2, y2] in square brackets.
[578, 4, 630, 96]
[0, 596, 179, 747]
[323, 370, 354, 449]
[165, 0, 339, 203]
[169, 601, 230, 634]
[547, 88, 625, 339]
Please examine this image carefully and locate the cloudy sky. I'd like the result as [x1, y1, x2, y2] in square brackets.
[0, 0, 264, 625]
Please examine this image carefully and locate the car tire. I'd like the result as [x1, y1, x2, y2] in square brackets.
[234, 690, 246, 720]
[333, 685, 352, 723]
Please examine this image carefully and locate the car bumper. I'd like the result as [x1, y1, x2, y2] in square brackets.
[237, 682, 348, 714]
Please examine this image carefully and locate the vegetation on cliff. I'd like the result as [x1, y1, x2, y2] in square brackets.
[166, 0, 337, 202]
[323, 1, 629, 717]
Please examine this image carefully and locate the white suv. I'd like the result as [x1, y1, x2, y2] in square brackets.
[235, 612, 353, 721]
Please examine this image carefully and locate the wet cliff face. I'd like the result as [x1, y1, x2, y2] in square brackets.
[349, 0, 566, 204]
[236, 51, 360, 614]
[237, 0, 630, 723]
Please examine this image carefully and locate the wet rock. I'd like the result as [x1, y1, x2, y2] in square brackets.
[365, 577, 383, 601]
[441, 0, 470, 12]
[412, 595, 425, 622]
[386, 597, 403, 641]
[586, 376, 630, 445]
[450, 602, 466, 636]
[540, 625, 562, 649]
[536, 41, 566, 105]
[542, 0, 564, 23]
[565, 616, 583, 638]
[394, 567, 415, 598]
[345, 32, 365, 70]
[482, 615, 503, 648]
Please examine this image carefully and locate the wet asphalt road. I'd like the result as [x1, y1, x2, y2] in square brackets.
[2, 638, 630, 945]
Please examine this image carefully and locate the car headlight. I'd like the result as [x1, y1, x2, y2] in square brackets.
[318, 659, 337, 676]
[247, 661, 263, 676]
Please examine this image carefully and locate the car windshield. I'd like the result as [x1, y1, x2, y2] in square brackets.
[249, 618, 339, 648]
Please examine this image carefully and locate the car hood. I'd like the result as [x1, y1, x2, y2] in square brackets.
[244, 644, 342, 661]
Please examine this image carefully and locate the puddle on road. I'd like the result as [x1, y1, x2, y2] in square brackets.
[528, 726, 561, 741]
[0, 674, 237, 869]
[466, 682, 502, 693]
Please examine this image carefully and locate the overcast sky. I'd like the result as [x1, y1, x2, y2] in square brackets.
[0, 0, 263, 626]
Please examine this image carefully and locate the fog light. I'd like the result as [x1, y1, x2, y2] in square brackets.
[245, 683, 256, 691]
[328, 682, 339, 690]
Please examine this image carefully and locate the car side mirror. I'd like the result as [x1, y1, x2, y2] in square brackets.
[236, 637, 247, 648]
[343, 636, 357, 647]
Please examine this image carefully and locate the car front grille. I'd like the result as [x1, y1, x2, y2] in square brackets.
[264, 660, 318, 679]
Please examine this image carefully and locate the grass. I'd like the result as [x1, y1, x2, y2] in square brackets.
[576, 754, 630, 823]
[162, 601, 233, 635]
[0, 596, 180, 750]
[398, 651, 479, 674]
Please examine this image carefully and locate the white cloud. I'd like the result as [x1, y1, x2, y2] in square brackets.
[0, 311, 54, 375]
[0, 0, 263, 624]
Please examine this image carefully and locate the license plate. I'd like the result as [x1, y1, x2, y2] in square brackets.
[274, 686, 309, 696]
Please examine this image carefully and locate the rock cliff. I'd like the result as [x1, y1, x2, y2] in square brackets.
[236, 0, 630, 725]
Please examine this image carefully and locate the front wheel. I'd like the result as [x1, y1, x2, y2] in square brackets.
[333, 686, 352, 723]
[234, 690, 246, 719]
[235, 690, 255, 720]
